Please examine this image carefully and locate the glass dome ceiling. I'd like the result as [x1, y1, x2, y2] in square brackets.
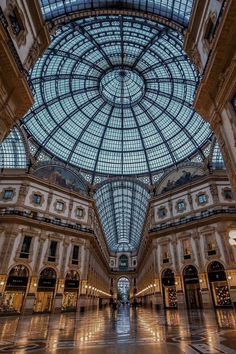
[39, 0, 194, 28]
[22, 15, 211, 180]
[94, 179, 150, 252]
[0, 127, 27, 169]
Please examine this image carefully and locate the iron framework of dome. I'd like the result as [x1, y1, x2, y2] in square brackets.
[94, 179, 150, 252]
[0, 127, 28, 169]
[39, 0, 194, 28]
[22, 15, 211, 182]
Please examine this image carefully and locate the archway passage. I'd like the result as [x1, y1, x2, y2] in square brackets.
[162, 268, 177, 309]
[1, 265, 29, 314]
[117, 277, 130, 303]
[208, 261, 232, 307]
[183, 265, 202, 309]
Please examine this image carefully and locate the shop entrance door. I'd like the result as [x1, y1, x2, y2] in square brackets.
[34, 291, 54, 313]
[183, 266, 202, 309]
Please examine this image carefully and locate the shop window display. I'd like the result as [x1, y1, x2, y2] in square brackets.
[62, 271, 80, 312]
[34, 268, 57, 313]
[214, 285, 231, 306]
[162, 269, 177, 309]
[208, 261, 232, 307]
[0, 265, 29, 314]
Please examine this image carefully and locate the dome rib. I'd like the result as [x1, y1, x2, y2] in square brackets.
[22, 15, 211, 179]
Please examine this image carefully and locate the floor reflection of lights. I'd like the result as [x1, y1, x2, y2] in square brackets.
[0, 307, 236, 353]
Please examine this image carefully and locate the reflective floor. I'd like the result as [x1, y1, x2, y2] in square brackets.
[0, 306, 236, 353]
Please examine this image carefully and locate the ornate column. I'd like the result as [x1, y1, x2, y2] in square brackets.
[46, 192, 53, 212]
[187, 191, 194, 211]
[60, 238, 70, 278]
[18, 182, 29, 210]
[67, 199, 73, 220]
[209, 180, 220, 204]
[0, 226, 18, 273]
[171, 237, 179, 273]
[33, 231, 47, 274]
[212, 113, 236, 197]
[168, 199, 173, 218]
[192, 229, 204, 272]
[217, 224, 235, 265]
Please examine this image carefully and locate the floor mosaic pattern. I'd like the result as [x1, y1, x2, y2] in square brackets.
[0, 306, 236, 353]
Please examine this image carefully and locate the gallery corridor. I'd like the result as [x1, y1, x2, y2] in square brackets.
[0, 306, 236, 353]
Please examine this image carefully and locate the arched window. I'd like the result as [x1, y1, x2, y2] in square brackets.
[66, 270, 80, 281]
[9, 265, 29, 277]
[40, 267, 56, 279]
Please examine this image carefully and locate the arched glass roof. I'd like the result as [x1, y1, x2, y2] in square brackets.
[211, 142, 225, 170]
[39, 0, 194, 28]
[0, 127, 27, 169]
[23, 15, 211, 180]
[94, 179, 150, 252]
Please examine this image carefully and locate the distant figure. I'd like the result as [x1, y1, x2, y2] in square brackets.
[112, 301, 117, 311]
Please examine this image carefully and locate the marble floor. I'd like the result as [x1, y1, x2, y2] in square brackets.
[0, 306, 236, 353]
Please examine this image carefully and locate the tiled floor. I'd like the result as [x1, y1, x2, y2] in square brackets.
[0, 306, 236, 353]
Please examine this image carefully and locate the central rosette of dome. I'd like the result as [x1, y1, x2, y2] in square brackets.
[99, 67, 145, 106]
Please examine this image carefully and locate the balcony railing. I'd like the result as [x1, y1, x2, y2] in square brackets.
[0, 208, 94, 234]
[149, 208, 236, 233]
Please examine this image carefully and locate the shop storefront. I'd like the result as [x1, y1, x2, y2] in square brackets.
[183, 265, 202, 309]
[0, 265, 29, 314]
[62, 271, 80, 312]
[208, 261, 232, 307]
[34, 268, 57, 313]
[162, 269, 177, 309]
